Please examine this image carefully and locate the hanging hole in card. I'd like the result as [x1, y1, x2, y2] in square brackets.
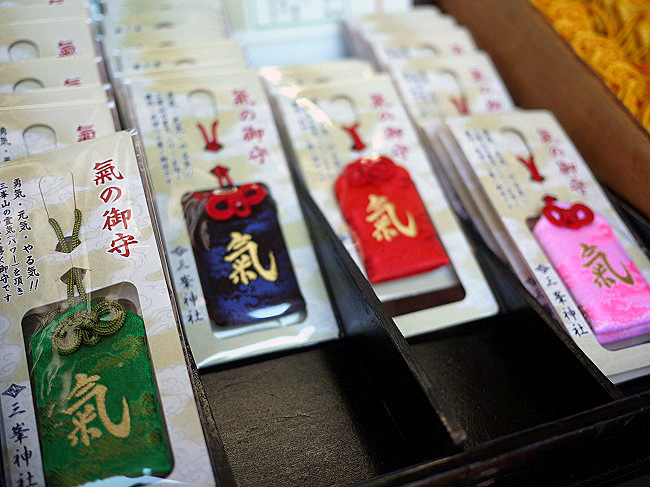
[175, 58, 198, 66]
[13, 77, 45, 92]
[23, 124, 57, 155]
[189, 89, 218, 118]
[155, 21, 175, 30]
[436, 69, 469, 115]
[329, 95, 367, 151]
[9, 40, 40, 62]
[501, 127, 545, 183]
[417, 43, 442, 55]
[190, 89, 223, 153]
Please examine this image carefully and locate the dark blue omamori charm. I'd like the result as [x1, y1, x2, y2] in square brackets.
[182, 183, 306, 328]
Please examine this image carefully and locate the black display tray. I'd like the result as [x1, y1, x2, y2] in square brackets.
[190, 2, 650, 482]
[196, 163, 650, 485]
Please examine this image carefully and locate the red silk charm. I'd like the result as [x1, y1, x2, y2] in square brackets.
[198, 120, 222, 152]
[541, 195, 594, 229]
[202, 183, 267, 221]
[335, 156, 450, 283]
[341, 122, 367, 151]
[449, 95, 469, 115]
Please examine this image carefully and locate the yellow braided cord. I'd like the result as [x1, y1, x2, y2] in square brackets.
[532, 0, 650, 131]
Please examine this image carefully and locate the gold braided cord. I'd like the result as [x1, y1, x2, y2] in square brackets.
[48, 208, 87, 306]
[532, 0, 650, 131]
[51, 298, 126, 355]
[47, 209, 125, 355]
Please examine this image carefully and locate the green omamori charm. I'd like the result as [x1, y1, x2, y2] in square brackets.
[29, 299, 173, 486]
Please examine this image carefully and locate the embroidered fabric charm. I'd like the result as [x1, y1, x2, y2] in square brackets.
[182, 166, 305, 328]
[28, 191, 173, 486]
[533, 199, 650, 345]
[335, 155, 450, 283]
[30, 301, 174, 486]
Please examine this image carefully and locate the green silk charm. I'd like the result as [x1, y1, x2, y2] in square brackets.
[27, 206, 173, 486]
[29, 300, 174, 486]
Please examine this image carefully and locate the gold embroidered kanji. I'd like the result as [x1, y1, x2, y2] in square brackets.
[365, 194, 418, 242]
[580, 242, 635, 288]
[224, 231, 278, 285]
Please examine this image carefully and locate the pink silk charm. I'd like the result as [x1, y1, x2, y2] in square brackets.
[533, 202, 650, 345]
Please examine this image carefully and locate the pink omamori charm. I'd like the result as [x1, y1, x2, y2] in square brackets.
[534, 200, 650, 345]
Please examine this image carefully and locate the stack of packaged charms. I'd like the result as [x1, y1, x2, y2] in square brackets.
[0, 132, 219, 486]
[99, 0, 243, 84]
[97, 1, 339, 368]
[344, 6, 650, 383]
[344, 6, 515, 137]
[0, 0, 118, 162]
[344, 6, 459, 64]
[432, 109, 650, 383]
[221, 0, 411, 65]
[264, 61, 498, 338]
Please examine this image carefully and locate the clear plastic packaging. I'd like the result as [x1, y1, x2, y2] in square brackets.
[0, 0, 90, 22]
[0, 57, 105, 94]
[0, 101, 118, 161]
[0, 18, 98, 63]
[435, 110, 650, 382]
[259, 59, 375, 96]
[0, 85, 109, 107]
[368, 26, 478, 70]
[343, 6, 451, 58]
[0, 0, 85, 9]
[272, 73, 498, 337]
[115, 40, 246, 76]
[389, 52, 515, 131]
[0, 131, 217, 486]
[121, 69, 338, 367]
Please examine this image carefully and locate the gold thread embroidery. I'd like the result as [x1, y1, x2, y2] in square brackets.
[224, 232, 278, 285]
[366, 194, 417, 242]
[580, 243, 634, 288]
[63, 373, 131, 446]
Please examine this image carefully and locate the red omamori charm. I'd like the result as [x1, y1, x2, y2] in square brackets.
[335, 155, 450, 283]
